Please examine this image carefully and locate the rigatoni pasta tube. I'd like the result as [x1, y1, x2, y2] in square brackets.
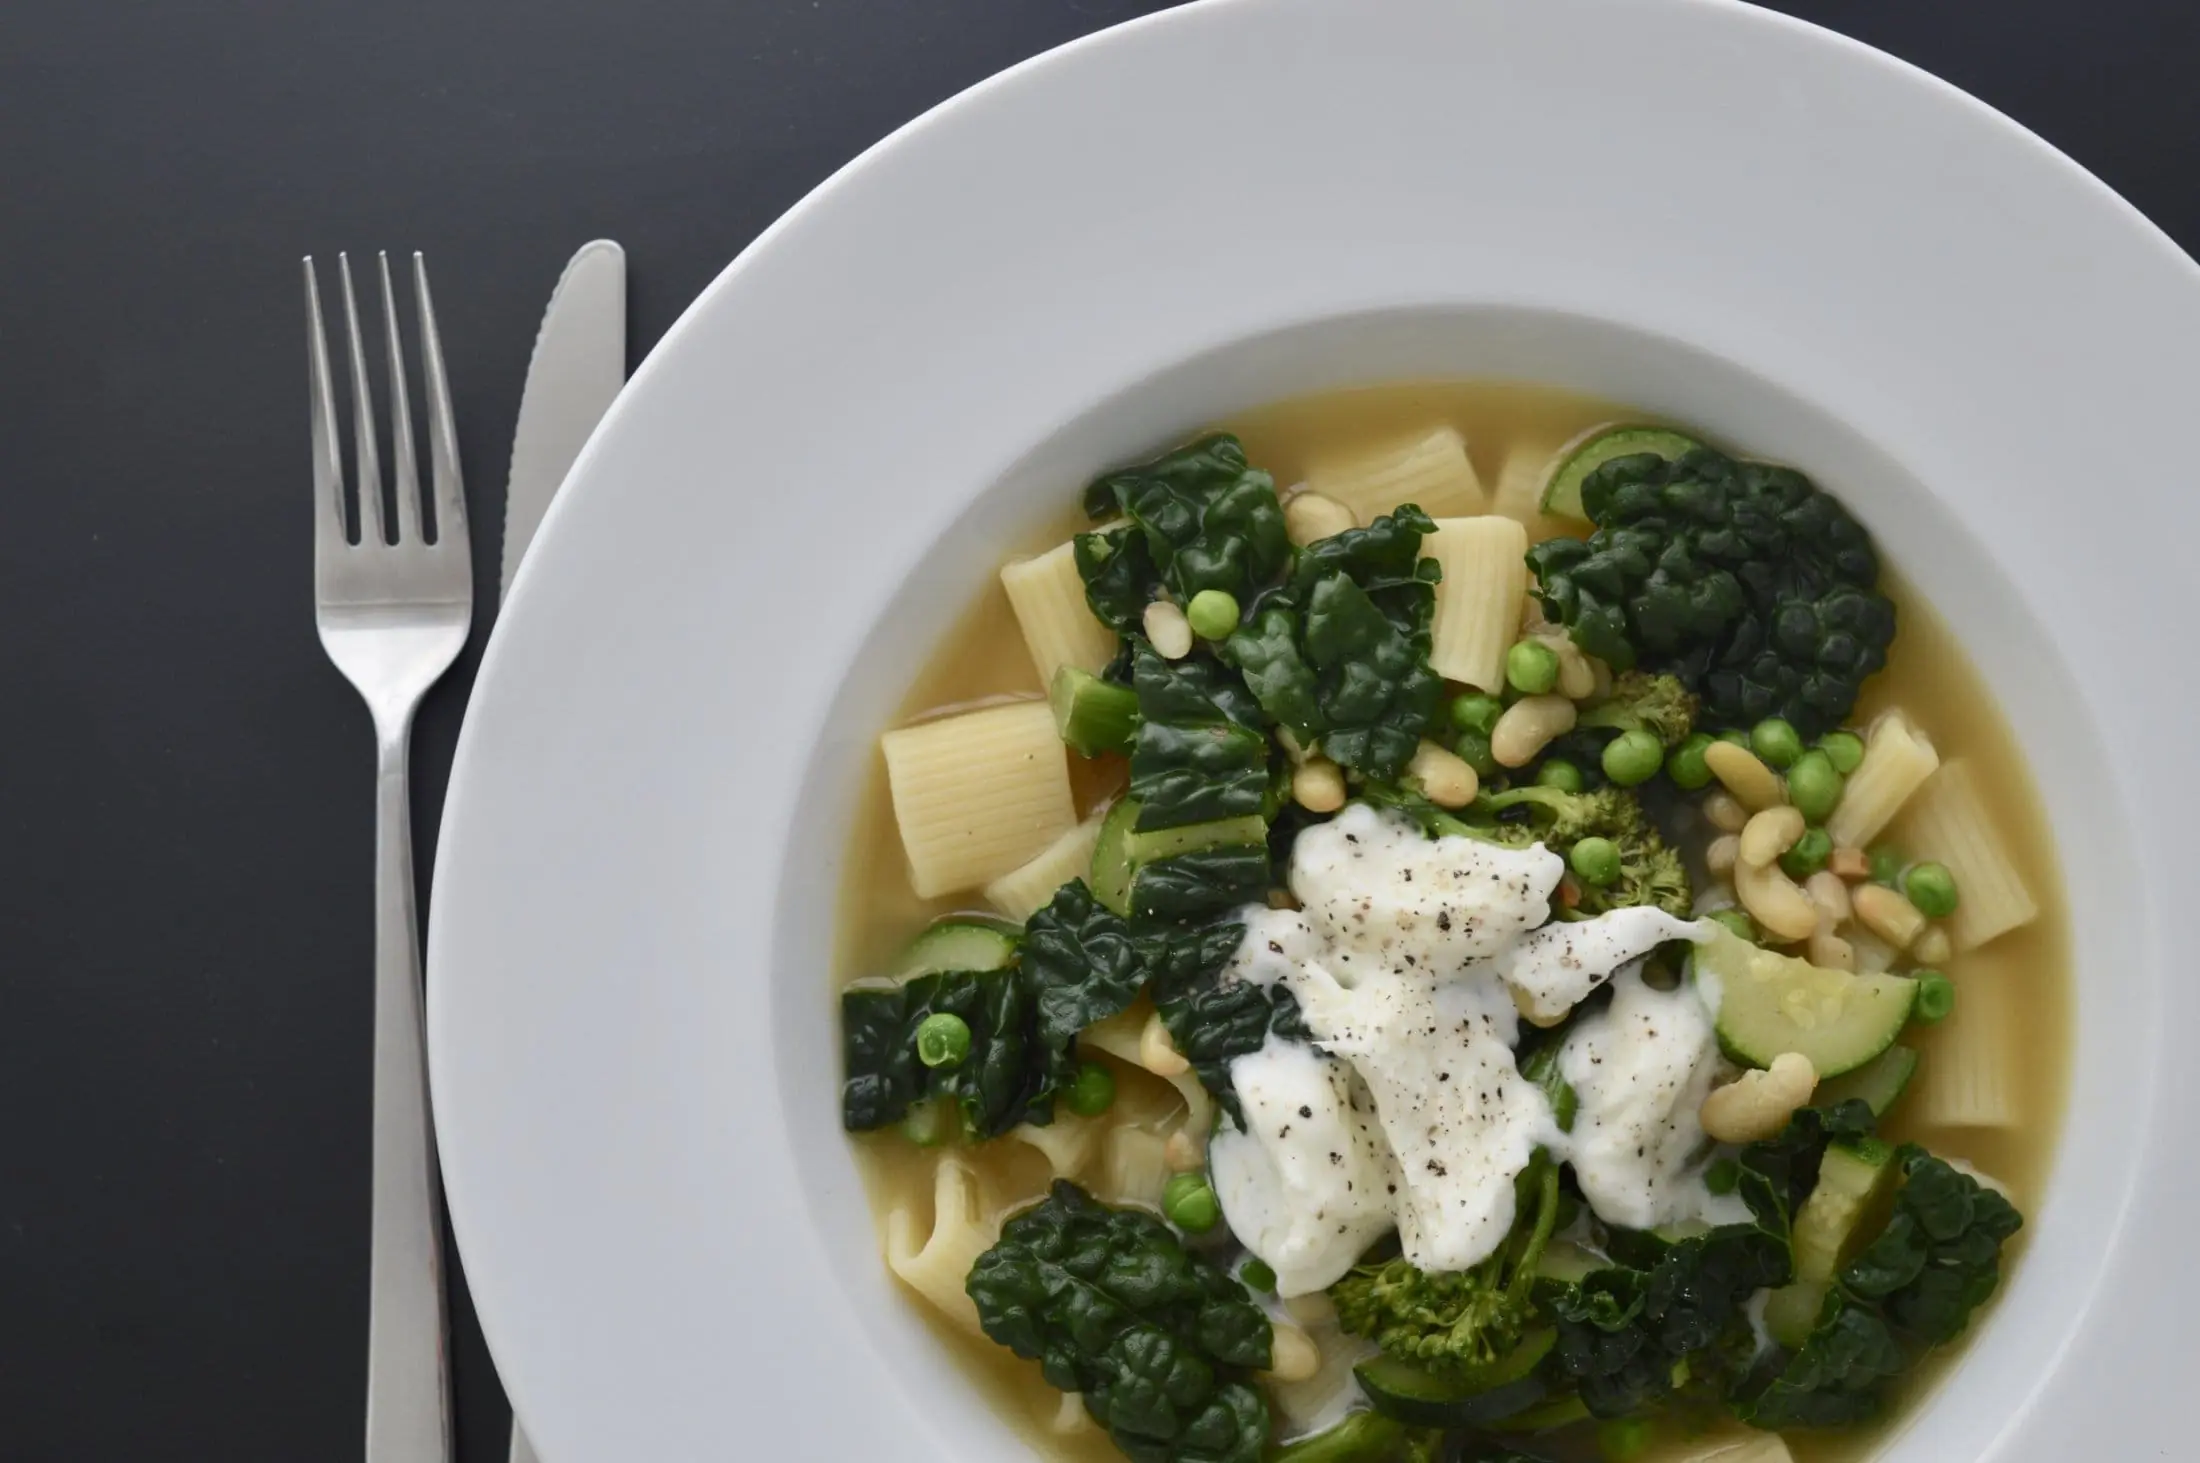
[985, 807, 1104, 921]
[884, 1157, 1000, 1335]
[1899, 759, 2039, 951]
[882, 701, 1076, 898]
[1826, 710, 1938, 850]
[1425, 515, 1530, 693]
[1487, 431, 1578, 544]
[1095, 1126, 1173, 1209]
[1304, 425, 1487, 523]
[1914, 953, 2017, 1129]
[1000, 541, 1116, 686]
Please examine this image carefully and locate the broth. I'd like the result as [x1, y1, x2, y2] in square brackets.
[839, 381, 2071, 1463]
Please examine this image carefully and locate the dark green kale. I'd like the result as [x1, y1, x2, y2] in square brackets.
[1147, 921, 1304, 1125]
[1525, 448, 1896, 735]
[1083, 433, 1292, 606]
[966, 1182, 1273, 1463]
[840, 968, 1040, 1138]
[1226, 509, 1444, 781]
[1739, 1146, 2023, 1429]
[1129, 845, 1274, 921]
[1021, 882, 1159, 1095]
[1130, 646, 1273, 831]
[1077, 525, 1165, 635]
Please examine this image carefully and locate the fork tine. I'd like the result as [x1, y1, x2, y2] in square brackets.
[337, 253, 386, 547]
[411, 253, 468, 549]
[304, 258, 349, 554]
[378, 253, 425, 545]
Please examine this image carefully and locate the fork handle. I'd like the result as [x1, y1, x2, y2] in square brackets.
[366, 718, 454, 1463]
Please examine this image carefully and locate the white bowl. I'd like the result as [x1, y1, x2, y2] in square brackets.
[426, 1, 2200, 1458]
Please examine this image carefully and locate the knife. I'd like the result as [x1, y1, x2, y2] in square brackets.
[495, 239, 628, 1463]
[499, 239, 628, 604]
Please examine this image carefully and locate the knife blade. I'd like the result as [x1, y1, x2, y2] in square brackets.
[498, 239, 628, 603]
[496, 241, 628, 1463]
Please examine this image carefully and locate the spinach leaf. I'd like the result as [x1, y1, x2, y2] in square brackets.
[1146, 920, 1304, 1125]
[966, 1181, 1273, 1463]
[1022, 882, 1157, 1094]
[1131, 646, 1273, 831]
[1224, 509, 1443, 782]
[840, 968, 1040, 1138]
[1083, 434, 1291, 605]
[1076, 525, 1162, 636]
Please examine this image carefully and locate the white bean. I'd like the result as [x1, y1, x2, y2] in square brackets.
[1703, 740, 1785, 811]
[1492, 694, 1577, 768]
[1292, 758, 1347, 814]
[1284, 492, 1356, 545]
[1263, 1323, 1322, 1384]
[1700, 1052, 1819, 1143]
[1143, 600, 1193, 659]
[1409, 739, 1479, 808]
[1738, 806, 1806, 868]
[1164, 1130, 1204, 1172]
[1736, 858, 1820, 942]
[1548, 638, 1597, 700]
[1852, 883, 1927, 951]
[1913, 925, 1953, 967]
[1705, 834, 1740, 878]
[1283, 1291, 1337, 1326]
[1703, 790, 1749, 834]
[1805, 869, 1853, 927]
[1808, 927, 1857, 971]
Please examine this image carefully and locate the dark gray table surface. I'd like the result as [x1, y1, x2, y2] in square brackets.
[0, 1, 2191, 1458]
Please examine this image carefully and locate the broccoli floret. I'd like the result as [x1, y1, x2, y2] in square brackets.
[1471, 784, 1694, 918]
[1525, 447, 1896, 736]
[1576, 671, 1698, 748]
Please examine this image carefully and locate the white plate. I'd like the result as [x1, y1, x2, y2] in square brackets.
[427, 1, 2200, 1458]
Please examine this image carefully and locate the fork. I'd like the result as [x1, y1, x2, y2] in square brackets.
[305, 251, 469, 1463]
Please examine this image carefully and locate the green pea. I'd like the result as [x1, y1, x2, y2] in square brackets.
[1707, 909, 1757, 943]
[1185, 588, 1240, 641]
[1903, 861, 1960, 919]
[1913, 969, 1956, 1023]
[1454, 729, 1499, 777]
[1750, 717, 1804, 769]
[915, 1012, 972, 1069]
[1063, 1061, 1117, 1117]
[1717, 729, 1750, 747]
[1161, 1172, 1222, 1233]
[1787, 749, 1844, 823]
[1535, 758, 1585, 793]
[1602, 729, 1664, 788]
[1866, 843, 1902, 886]
[1238, 1258, 1277, 1294]
[1819, 730, 1866, 775]
[1506, 639, 1561, 695]
[1780, 826, 1833, 880]
[1570, 836, 1622, 887]
[1668, 732, 1716, 791]
[1597, 1417, 1655, 1463]
[1449, 691, 1503, 736]
[1703, 1156, 1740, 1196]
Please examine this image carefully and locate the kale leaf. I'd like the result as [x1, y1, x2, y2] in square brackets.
[1225, 509, 1444, 781]
[1130, 845, 1274, 921]
[1022, 882, 1160, 1095]
[840, 968, 1040, 1138]
[1147, 921, 1303, 1126]
[966, 1181, 1273, 1463]
[1525, 447, 1896, 735]
[1083, 434, 1292, 605]
[1130, 646, 1273, 831]
[1076, 525, 1165, 636]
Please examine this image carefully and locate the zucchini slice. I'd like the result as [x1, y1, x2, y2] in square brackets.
[888, 915, 1021, 980]
[1764, 1137, 1898, 1347]
[1540, 424, 1703, 522]
[1696, 930, 1916, 1078]
[1355, 1327, 1555, 1428]
[1814, 1043, 1920, 1117]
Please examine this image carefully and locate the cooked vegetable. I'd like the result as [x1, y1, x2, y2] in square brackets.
[1577, 671, 1700, 748]
[916, 1013, 973, 1069]
[1508, 639, 1561, 695]
[891, 916, 1021, 980]
[1355, 1327, 1556, 1427]
[1778, 826, 1832, 881]
[1082, 433, 1292, 608]
[1023, 882, 1169, 1094]
[1051, 665, 1142, 757]
[841, 967, 1040, 1137]
[1913, 969, 1956, 1023]
[1596, 1418, 1655, 1462]
[1161, 1171, 1222, 1232]
[1188, 588, 1242, 640]
[1667, 732, 1715, 790]
[1600, 730, 1663, 788]
[1270, 1410, 1442, 1463]
[1064, 1061, 1118, 1117]
[966, 1181, 1273, 1463]
[1451, 690, 1503, 735]
[1130, 646, 1273, 831]
[1424, 514, 1530, 692]
[1763, 1137, 1898, 1348]
[1225, 507, 1445, 781]
[1540, 424, 1705, 522]
[1468, 783, 1692, 917]
[1091, 795, 1270, 920]
[881, 700, 1079, 897]
[1076, 524, 1163, 634]
[1571, 836, 1622, 886]
[1525, 447, 1896, 736]
[1819, 730, 1865, 774]
[1813, 1044, 1918, 1117]
[1149, 929, 1307, 1125]
[1784, 749, 1843, 823]
[1738, 1148, 2022, 1428]
[1697, 930, 1917, 1077]
[1750, 718, 1803, 769]
[1535, 759, 1585, 794]
[1003, 540, 1120, 684]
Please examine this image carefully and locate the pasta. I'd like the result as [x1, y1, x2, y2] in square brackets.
[1009, 1110, 1105, 1181]
[985, 808, 1105, 921]
[881, 700, 1077, 897]
[1000, 541, 1117, 686]
[1899, 758, 2039, 952]
[1079, 1004, 1215, 1141]
[884, 1156, 1001, 1335]
[1915, 954, 2016, 1129]
[1303, 425, 1486, 523]
[1486, 430, 1578, 543]
[1423, 515, 1530, 693]
[1827, 710, 1939, 850]
[1095, 1126, 1172, 1209]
